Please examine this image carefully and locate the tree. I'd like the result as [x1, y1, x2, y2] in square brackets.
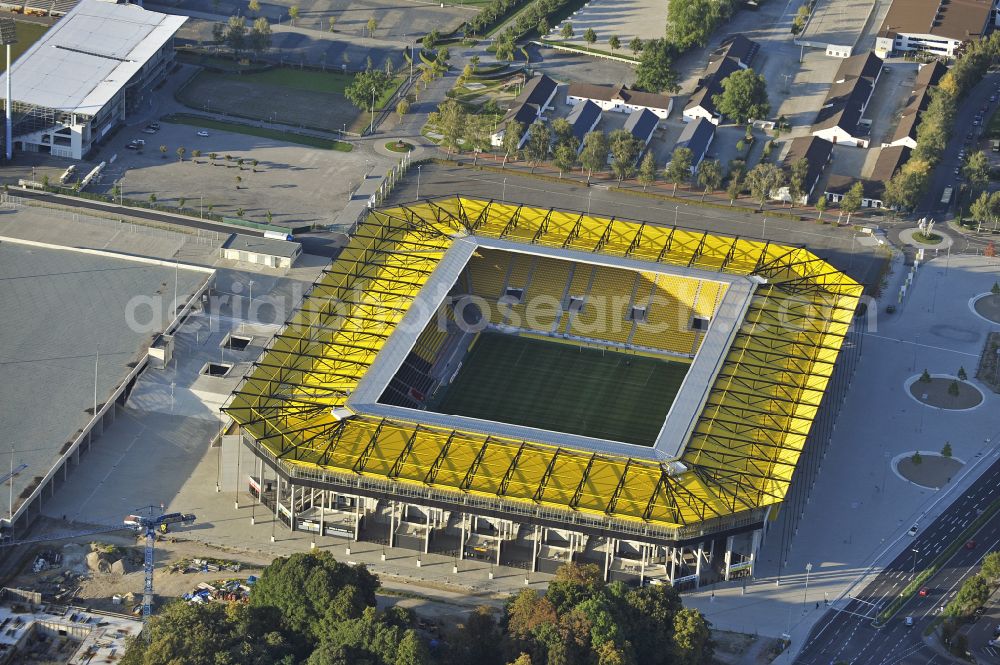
[609, 129, 643, 183]
[713, 68, 770, 125]
[329, 16, 337, 31]
[495, 35, 515, 62]
[265, 210, 273, 224]
[248, 0, 260, 13]
[178, 197, 186, 208]
[583, 28, 597, 50]
[225, 15, 247, 57]
[553, 143, 578, 177]
[580, 130, 609, 182]
[191, 149, 201, 161]
[211, 21, 225, 44]
[788, 157, 809, 206]
[344, 68, 392, 111]
[840, 181, 864, 223]
[668, 0, 724, 50]
[726, 166, 744, 204]
[964, 150, 990, 196]
[249, 551, 378, 643]
[525, 121, 552, 172]
[537, 18, 549, 36]
[634, 38, 678, 93]
[948, 380, 960, 396]
[149, 193, 157, 205]
[993, 282, 1000, 295]
[465, 115, 491, 164]
[396, 99, 410, 121]
[503, 120, 525, 163]
[816, 195, 827, 220]
[981, 551, 1000, 580]
[912, 451, 923, 465]
[560, 22, 573, 40]
[920, 369, 932, 383]
[249, 16, 272, 57]
[159, 144, 168, 158]
[745, 162, 783, 209]
[176, 146, 186, 161]
[236, 207, 245, 217]
[609, 35, 620, 52]
[235, 175, 242, 189]
[628, 37, 643, 55]
[698, 159, 722, 199]
[430, 99, 466, 154]
[638, 152, 657, 191]
[673, 608, 713, 665]
[367, 17, 378, 37]
[941, 442, 953, 457]
[958, 366, 967, 380]
[664, 147, 693, 194]
[289, 4, 299, 26]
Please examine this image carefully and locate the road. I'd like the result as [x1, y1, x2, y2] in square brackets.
[794, 449, 1000, 665]
[919, 71, 1000, 219]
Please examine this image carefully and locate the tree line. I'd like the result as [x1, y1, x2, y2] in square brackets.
[883, 34, 1000, 211]
[119, 552, 714, 665]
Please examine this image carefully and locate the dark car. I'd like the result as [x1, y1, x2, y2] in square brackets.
[965, 539, 976, 549]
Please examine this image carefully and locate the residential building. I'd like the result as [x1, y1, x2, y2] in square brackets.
[875, 0, 999, 59]
[490, 74, 558, 148]
[565, 100, 602, 154]
[683, 35, 760, 124]
[885, 61, 948, 149]
[825, 145, 912, 208]
[0, 0, 186, 160]
[674, 117, 715, 173]
[623, 108, 659, 149]
[810, 52, 883, 147]
[773, 136, 834, 205]
[565, 83, 673, 118]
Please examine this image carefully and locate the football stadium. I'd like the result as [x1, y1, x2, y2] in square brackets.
[223, 197, 864, 586]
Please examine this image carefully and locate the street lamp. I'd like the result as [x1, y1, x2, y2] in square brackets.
[370, 86, 376, 135]
[416, 164, 421, 200]
[803, 562, 813, 607]
[0, 18, 17, 161]
[911, 548, 919, 575]
[502, 177, 507, 202]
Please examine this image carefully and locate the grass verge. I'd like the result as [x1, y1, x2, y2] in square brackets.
[160, 114, 352, 151]
[875, 496, 1000, 625]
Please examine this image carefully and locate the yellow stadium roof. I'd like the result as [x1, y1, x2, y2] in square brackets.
[224, 198, 862, 541]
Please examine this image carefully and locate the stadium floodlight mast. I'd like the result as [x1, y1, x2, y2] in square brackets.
[0, 17, 17, 161]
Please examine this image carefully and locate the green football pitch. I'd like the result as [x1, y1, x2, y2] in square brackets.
[431, 333, 689, 446]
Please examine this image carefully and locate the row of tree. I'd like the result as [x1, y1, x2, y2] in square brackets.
[883, 34, 1000, 211]
[212, 15, 272, 59]
[666, 0, 740, 51]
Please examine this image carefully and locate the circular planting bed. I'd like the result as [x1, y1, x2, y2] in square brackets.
[912, 232, 942, 245]
[896, 453, 964, 489]
[974, 293, 1000, 324]
[909, 377, 983, 409]
[385, 140, 414, 153]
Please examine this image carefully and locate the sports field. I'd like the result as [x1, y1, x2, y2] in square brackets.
[432, 333, 688, 446]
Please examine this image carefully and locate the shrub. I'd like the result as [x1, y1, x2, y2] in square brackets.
[948, 380, 960, 396]
[920, 369, 932, 383]
[912, 451, 922, 465]
[941, 442, 952, 457]
[957, 366, 967, 380]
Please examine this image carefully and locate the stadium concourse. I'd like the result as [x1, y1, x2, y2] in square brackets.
[222, 198, 864, 587]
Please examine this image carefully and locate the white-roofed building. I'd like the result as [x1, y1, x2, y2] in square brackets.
[0, 0, 186, 159]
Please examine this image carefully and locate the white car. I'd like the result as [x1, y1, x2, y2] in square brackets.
[196, 130, 210, 137]
[908, 524, 919, 536]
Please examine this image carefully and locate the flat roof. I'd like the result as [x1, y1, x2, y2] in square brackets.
[878, 0, 994, 43]
[0, 241, 206, 516]
[223, 233, 301, 259]
[0, 0, 186, 115]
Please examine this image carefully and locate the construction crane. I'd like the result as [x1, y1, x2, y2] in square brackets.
[0, 506, 195, 641]
[123, 507, 196, 636]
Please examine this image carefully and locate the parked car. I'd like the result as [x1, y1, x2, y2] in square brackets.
[919, 587, 929, 597]
[908, 524, 919, 536]
[965, 539, 976, 549]
[196, 130, 210, 137]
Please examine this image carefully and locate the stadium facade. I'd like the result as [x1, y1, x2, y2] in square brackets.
[0, 0, 185, 160]
[223, 198, 864, 586]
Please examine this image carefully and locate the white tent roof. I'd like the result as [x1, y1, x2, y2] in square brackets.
[0, 0, 186, 116]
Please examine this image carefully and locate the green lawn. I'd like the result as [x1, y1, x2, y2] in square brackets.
[432, 333, 688, 446]
[160, 113, 352, 151]
[0, 22, 49, 72]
